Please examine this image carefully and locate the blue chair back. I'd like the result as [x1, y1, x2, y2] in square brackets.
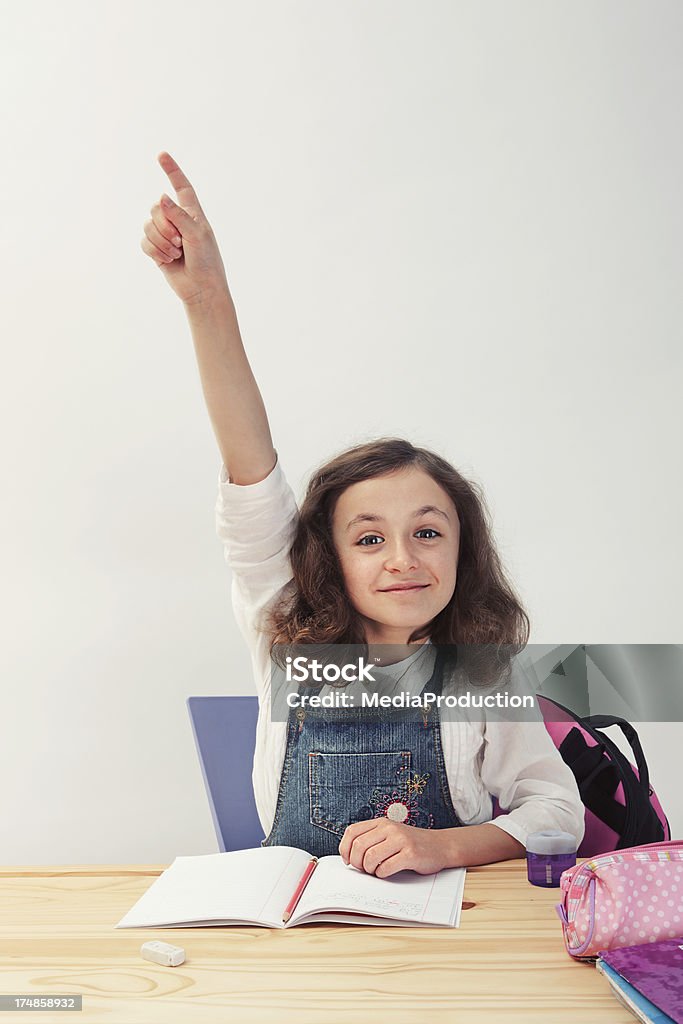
[186, 696, 265, 852]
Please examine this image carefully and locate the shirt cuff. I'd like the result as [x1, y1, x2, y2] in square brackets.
[488, 806, 585, 851]
[487, 814, 531, 848]
[217, 451, 281, 501]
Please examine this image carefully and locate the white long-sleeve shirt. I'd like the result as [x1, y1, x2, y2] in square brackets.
[214, 452, 585, 849]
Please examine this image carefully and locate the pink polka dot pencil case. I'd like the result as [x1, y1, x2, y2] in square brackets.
[555, 840, 683, 959]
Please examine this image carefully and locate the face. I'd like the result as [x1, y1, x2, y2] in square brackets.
[330, 466, 460, 646]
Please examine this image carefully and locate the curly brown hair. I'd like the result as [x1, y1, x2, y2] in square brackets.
[264, 438, 529, 683]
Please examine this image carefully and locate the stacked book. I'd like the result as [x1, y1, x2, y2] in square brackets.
[596, 937, 683, 1024]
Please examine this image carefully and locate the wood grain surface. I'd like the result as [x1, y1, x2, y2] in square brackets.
[0, 859, 632, 1023]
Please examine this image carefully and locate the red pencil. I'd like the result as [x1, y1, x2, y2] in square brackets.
[282, 856, 318, 923]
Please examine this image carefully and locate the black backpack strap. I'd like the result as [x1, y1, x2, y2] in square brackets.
[584, 715, 650, 795]
[559, 727, 604, 782]
[558, 729, 627, 836]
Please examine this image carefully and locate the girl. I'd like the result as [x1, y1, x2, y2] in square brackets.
[141, 152, 585, 877]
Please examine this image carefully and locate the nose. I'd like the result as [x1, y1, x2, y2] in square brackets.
[383, 538, 419, 573]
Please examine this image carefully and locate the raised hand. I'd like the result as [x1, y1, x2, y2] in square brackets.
[141, 152, 231, 308]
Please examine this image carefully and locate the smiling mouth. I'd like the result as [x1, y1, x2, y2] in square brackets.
[379, 585, 430, 593]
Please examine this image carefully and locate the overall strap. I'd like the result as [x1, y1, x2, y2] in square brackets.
[420, 645, 448, 699]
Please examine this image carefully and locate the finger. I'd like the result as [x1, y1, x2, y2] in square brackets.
[144, 218, 182, 260]
[157, 151, 205, 217]
[339, 820, 382, 864]
[159, 192, 199, 241]
[150, 203, 184, 248]
[375, 850, 410, 879]
[363, 837, 401, 876]
[348, 826, 389, 872]
[140, 235, 177, 266]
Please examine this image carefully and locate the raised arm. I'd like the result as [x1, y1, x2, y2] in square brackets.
[141, 151, 276, 485]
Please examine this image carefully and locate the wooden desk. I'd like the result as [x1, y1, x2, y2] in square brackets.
[0, 860, 631, 1024]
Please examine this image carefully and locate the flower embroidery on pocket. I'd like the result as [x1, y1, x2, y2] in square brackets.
[369, 767, 434, 828]
[405, 771, 430, 795]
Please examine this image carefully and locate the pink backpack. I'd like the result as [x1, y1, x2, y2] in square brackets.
[538, 695, 671, 857]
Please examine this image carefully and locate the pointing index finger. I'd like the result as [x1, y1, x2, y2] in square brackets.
[157, 151, 204, 215]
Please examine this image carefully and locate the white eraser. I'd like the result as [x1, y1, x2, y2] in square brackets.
[141, 940, 185, 967]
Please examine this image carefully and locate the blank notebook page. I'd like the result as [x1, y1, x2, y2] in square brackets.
[116, 847, 310, 929]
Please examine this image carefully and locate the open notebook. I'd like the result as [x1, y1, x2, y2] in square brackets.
[115, 846, 466, 929]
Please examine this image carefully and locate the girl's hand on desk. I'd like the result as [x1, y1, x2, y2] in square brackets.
[141, 151, 231, 309]
[339, 819, 451, 878]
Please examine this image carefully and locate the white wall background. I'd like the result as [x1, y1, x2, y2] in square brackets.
[1, 0, 681, 863]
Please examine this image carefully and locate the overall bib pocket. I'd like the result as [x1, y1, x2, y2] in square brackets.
[308, 750, 412, 837]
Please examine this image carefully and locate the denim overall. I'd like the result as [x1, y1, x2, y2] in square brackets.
[262, 646, 463, 856]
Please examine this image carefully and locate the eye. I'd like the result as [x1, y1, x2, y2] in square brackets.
[357, 534, 383, 546]
[356, 528, 442, 547]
